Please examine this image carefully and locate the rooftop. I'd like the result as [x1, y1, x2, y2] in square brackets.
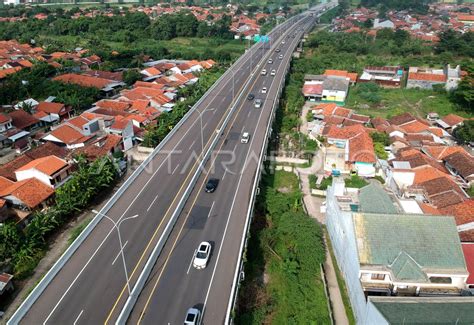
[354, 213, 466, 276]
[369, 296, 474, 324]
[359, 182, 398, 214]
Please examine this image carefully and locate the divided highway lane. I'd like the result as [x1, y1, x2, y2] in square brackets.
[127, 15, 313, 325]
[16, 25, 284, 324]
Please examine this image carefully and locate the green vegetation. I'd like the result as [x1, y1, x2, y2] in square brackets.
[374, 175, 385, 184]
[0, 62, 100, 108]
[0, 10, 245, 68]
[374, 142, 388, 160]
[318, 176, 333, 191]
[67, 217, 92, 246]
[468, 186, 474, 198]
[142, 67, 223, 148]
[453, 120, 474, 144]
[370, 132, 389, 160]
[324, 227, 356, 325]
[360, 0, 433, 15]
[344, 175, 368, 188]
[0, 156, 118, 278]
[309, 174, 317, 189]
[235, 170, 329, 324]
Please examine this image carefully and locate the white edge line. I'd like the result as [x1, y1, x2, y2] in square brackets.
[172, 163, 180, 175]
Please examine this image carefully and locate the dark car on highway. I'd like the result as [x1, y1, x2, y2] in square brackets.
[205, 178, 219, 193]
[247, 93, 255, 100]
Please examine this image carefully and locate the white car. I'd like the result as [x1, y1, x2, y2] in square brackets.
[270, 69, 276, 76]
[278, 54, 283, 59]
[241, 132, 250, 143]
[267, 59, 273, 64]
[261, 69, 267, 76]
[261, 87, 267, 94]
[254, 99, 262, 108]
[193, 242, 211, 269]
[184, 308, 201, 325]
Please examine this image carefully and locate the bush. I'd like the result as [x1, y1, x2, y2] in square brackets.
[345, 175, 368, 188]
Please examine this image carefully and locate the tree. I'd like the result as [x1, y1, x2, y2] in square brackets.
[123, 69, 143, 86]
[374, 142, 388, 160]
[453, 120, 474, 144]
[370, 131, 390, 146]
[451, 74, 474, 112]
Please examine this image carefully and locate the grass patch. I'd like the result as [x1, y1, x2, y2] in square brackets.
[373, 175, 385, 184]
[324, 227, 357, 325]
[346, 86, 468, 119]
[235, 170, 330, 324]
[467, 186, 474, 198]
[344, 175, 368, 188]
[309, 174, 317, 189]
[318, 176, 333, 190]
[67, 217, 92, 246]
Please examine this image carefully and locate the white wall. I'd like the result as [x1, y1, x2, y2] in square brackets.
[326, 183, 369, 324]
[15, 170, 52, 187]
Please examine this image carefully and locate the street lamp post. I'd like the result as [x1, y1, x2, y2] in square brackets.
[196, 107, 215, 154]
[92, 210, 138, 295]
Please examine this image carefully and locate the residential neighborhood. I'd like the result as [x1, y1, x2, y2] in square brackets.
[0, 1, 473, 324]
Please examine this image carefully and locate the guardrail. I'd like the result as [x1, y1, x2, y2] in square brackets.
[225, 6, 332, 323]
[116, 16, 301, 325]
[7, 30, 267, 325]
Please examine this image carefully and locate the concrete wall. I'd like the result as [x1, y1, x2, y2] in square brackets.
[15, 169, 52, 187]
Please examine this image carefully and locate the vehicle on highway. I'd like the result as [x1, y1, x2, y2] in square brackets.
[261, 87, 267, 94]
[282, 40, 286, 44]
[193, 242, 212, 269]
[267, 59, 273, 64]
[254, 99, 262, 108]
[205, 178, 219, 193]
[241, 132, 250, 144]
[184, 307, 201, 325]
[278, 54, 283, 60]
[275, 48, 281, 52]
[247, 93, 255, 100]
[270, 69, 276, 76]
[261, 69, 267, 76]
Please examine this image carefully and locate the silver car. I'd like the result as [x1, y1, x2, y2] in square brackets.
[184, 308, 201, 325]
[193, 242, 211, 269]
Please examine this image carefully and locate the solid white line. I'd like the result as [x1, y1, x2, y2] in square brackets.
[247, 110, 251, 118]
[147, 195, 159, 212]
[187, 249, 197, 275]
[112, 241, 128, 266]
[241, 126, 245, 133]
[73, 310, 83, 325]
[203, 121, 209, 129]
[202, 74, 268, 315]
[189, 140, 196, 150]
[172, 163, 180, 175]
[207, 201, 215, 219]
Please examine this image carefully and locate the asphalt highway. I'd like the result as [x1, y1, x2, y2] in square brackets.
[127, 12, 319, 325]
[13, 4, 334, 324]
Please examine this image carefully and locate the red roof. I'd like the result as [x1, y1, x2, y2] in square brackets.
[54, 73, 116, 89]
[0, 178, 54, 209]
[0, 113, 11, 124]
[326, 124, 376, 163]
[8, 110, 39, 130]
[95, 100, 130, 111]
[461, 243, 474, 285]
[408, 72, 446, 82]
[15, 155, 68, 176]
[302, 84, 323, 95]
[442, 114, 465, 127]
[48, 124, 88, 145]
[36, 102, 65, 114]
[440, 199, 474, 226]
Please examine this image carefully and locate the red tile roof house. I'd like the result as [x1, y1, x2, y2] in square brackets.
[406, 66, 447, 90]
[106, 117, 134, 151]
[35, 101, 71, 123]
[72, 134, 122, 161]
[8, 110, 40, 132]
[461, 243, 474, 289]
[0, 176, 55, 225]
[323, 124, 376, 177]
[435, 114, 466, 131]
[53, 73, 126, 98]
[440, 199, 474, 244]
[41, 124, 93, 149]
[443, 151, 474, 188]
[14, 155, 72, 188]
